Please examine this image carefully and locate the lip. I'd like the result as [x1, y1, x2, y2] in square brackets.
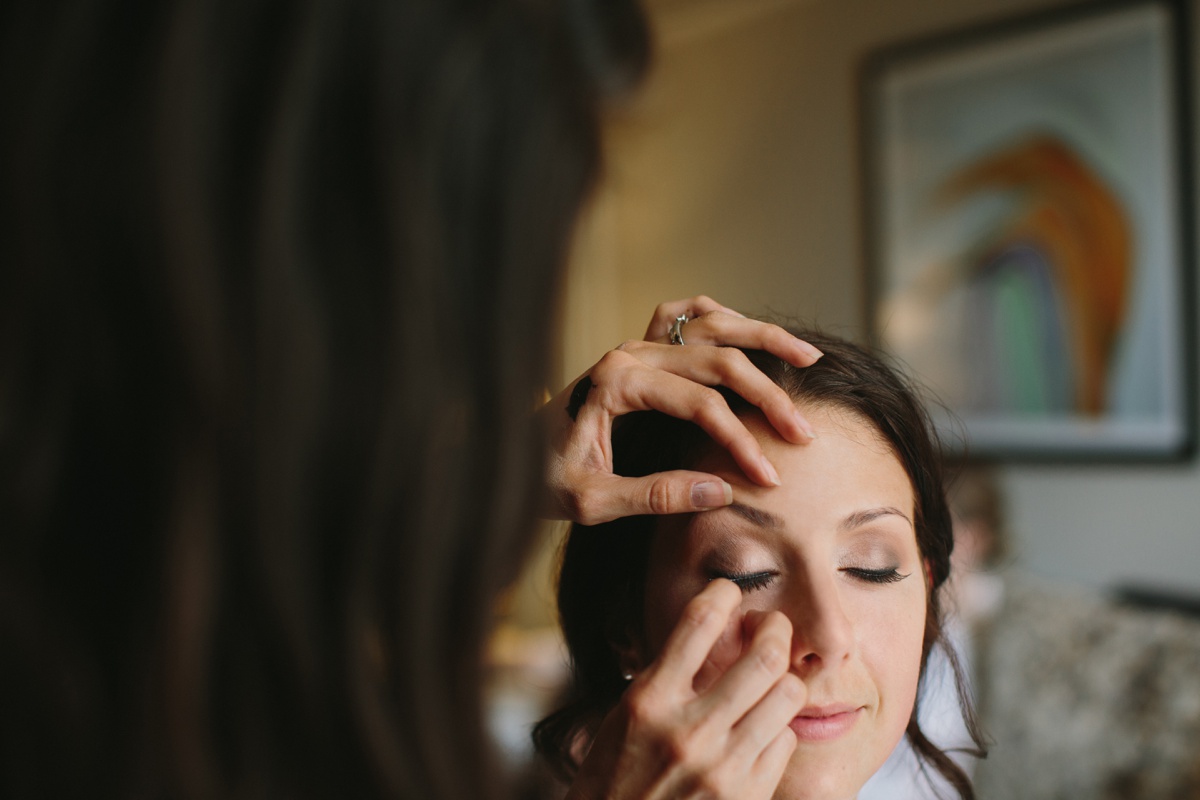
[788, 704, 862, 742]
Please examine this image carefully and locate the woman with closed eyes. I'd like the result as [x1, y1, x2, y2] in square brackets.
[536, 328, 987, 799]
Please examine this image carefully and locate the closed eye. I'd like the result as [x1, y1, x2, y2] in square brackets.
[842, 567, 908, 585]
[709, 570, 778, 593]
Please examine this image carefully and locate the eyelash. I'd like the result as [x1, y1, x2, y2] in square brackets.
[711, 567, 910, 592]
[842, 567, 909, 585]
[709, 571, 777, 593]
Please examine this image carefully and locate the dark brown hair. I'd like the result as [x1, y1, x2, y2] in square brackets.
[535, 328, 986, 798]
[0, 1, 647, 798]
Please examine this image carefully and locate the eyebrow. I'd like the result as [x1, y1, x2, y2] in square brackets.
[840, 507, 912, 531]
[723, 502, 912, 531]
[726, 502, 784, 529]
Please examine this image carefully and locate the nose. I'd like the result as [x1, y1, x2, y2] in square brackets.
[783, 568, 854, 674]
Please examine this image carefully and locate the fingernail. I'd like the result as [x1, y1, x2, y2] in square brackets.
[760, 456, 782, 486]
[800, 341, 823, 361]
[692, 480, 733, 509]
[795, 410, 816, 440]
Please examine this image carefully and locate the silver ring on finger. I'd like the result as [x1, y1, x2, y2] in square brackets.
[668, 314, 689, 346]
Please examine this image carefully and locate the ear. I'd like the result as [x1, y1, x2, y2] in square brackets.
[612, 638, 644, 678]
[608, 626, 646, 680]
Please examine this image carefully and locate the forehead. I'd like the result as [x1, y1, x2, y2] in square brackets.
[693, 402, 903, 476]
[690, 403, 914, 529]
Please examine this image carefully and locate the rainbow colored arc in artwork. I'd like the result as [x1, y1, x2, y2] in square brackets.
[937, 133, 1132, 417]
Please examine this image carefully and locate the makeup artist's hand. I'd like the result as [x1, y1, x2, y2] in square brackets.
[542, 296, 822, 526]
[566, 580, 804, 800]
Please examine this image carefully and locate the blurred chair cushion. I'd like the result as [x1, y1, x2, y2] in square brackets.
[973, 572, 1200, 799]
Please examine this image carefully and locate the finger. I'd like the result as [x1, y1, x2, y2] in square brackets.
[632, 344, 815, 443]
[751, 726, 799, 796]
[599, 364, 779, 486]
[570, 471, 734, 524]
[692, 608, 783, 695]
[644, 579, 744, 698]
[698, 610, 794, 728]
[644, 295, 744, 341]
[729, 672, 806, 762]
[585, 350, 779, 485]
[737, 608, 779, 644]
[676, 313, 823, 367]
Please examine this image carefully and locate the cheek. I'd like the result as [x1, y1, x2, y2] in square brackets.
[861, 583, 927, 737]
[641, 582, 681, 656]
[641, 526, 684, 655]
[640, 554, 699, 662]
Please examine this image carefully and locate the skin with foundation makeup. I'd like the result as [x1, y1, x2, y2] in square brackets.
[638, 405, 927, 800]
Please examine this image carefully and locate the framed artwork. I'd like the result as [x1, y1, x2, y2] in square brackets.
[861, 0, 1194, 461]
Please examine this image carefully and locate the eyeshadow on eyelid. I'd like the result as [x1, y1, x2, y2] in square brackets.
[687, 529, 779, 574]
[848, 518, 913, 541]
[839, 541, 902, 566]
[699, 547, 741, 574]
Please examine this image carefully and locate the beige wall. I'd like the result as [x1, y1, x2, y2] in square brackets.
[563, 0, 1061, 374]
[564, 0, 1200, 593]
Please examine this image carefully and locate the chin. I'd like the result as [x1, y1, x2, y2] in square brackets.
[772, 744, 881, 800]
[773, 773, 859, 800]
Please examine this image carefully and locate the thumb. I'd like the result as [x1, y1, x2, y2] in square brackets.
[613, 470, 734, 518]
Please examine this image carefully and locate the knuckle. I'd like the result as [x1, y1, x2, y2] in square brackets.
[623, 684, 656, 725]
[646, 476, 677, 515]
[712, 348, 748, 379]
[568, 488, 603, 526]
[663, 728, 701, 767]
[593, 350, 623, 377]
[692, 388, 727, 422]
[559, 486, 585, 520]
[614, 339, 641, 353]
[624, 687, 675, 742]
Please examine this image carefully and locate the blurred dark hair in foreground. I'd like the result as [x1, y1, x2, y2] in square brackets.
[0, 1, 648, 798]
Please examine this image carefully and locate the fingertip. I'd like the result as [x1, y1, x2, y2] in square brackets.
[793, 409, 816, 441]
[740, 607, 791, 641]
[732, 442, 778, 488]
[703, 576, 743, 606]
[791, 337, 824, 366]
[691, 479, 734, 510]
[775, 407, 816, 444]
[759, 455, 782, 487]
[751, 609, 794, 644]
[699, 579, 744, 624]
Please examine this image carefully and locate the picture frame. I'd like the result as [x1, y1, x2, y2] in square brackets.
[861, 0, 1195, 461]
